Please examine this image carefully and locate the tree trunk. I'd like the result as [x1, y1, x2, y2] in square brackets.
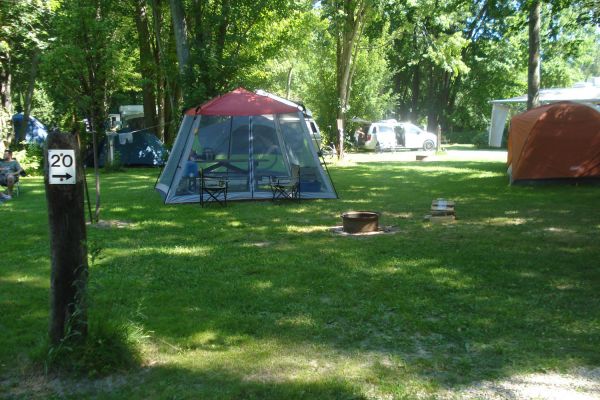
[527, 0, 541, 110]
[286, 65, 293, 99]
[18, 49, 41, 142]
[335, 0, 367, 159]
[134, 0, 158, 131]
[215, 0, 230, 66]
[169, 0, 190, 77]
[151, 0, 166, 141]
[409, 28, 420, 124]
[192, 0, 207, 47]
[87, 113, 101, 223]
[0, 50, 14, 147]
[410, 64, 420, 123]
[426, 65, 438, 133]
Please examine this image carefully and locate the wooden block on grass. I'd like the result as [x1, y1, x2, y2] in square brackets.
[424, 214, 456, 223]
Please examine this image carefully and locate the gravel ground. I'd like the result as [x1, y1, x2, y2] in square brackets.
[442, 368, 600, 400]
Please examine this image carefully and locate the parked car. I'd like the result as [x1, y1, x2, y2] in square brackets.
[356, 120, 437, 151]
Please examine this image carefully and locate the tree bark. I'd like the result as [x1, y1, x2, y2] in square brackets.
[410, 63, 420, 123]
[134, 0, 158, 131]
[18, 49, 41, 142]
[335, 0, 368, 159]
[45, 132, 88, 345]
[286, 64, 293, 99]
[527, 0, 541, 110]
[0, 50, 14, 147]
[215, 0, 230, 66]
[169, 0, 190, 77]
[151, 0, 166, 141]
[409, 27, 421, 123]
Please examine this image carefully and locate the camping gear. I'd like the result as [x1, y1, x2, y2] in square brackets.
[155, 87, 337, 204]
[90, 129, 166, 167]
[11, 114, 48, 144]
[200, 169, 228, 207]
[507, 102, 600, 184]
[269, 163, 301, 201]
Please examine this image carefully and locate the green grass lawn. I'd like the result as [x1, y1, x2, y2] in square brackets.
[1, 151, 599, 399]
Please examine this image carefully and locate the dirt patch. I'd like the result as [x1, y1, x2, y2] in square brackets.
[330, 225, 400, 236]
[441, 368, 600, 400]
[89, 220, 133, 229]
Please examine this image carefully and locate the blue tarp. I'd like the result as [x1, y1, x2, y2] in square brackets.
[11, 114, 48, 145]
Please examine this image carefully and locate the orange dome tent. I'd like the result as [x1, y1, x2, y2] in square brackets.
[507, 102, 600, 184]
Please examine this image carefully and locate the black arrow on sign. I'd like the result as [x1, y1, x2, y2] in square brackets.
[52, 173, 73, 181]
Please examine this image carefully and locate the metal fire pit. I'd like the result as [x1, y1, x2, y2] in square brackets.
[341, 211, 380, 233]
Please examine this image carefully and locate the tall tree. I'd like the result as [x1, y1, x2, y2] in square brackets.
[134, 0, 159, 130]
[322, 0, 372, 158]
[150, 0, 167, 141]
[42, 0, 132, 221]
[0, 0, 49, 148]
[169, 0, 190, 78]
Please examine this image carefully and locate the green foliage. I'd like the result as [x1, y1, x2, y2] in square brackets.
[15, 143, 44, 175]
[541, 5, 600, 87]
[472, 131, 490, 148]
[41, 317, 144, 378]
[443, 130, 479, 144]
[104, 150, 124, 173]
[39, 0, 136, 132]
[0, 107, 13, 148]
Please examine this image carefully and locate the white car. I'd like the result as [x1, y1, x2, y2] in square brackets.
[356, 120, 437, 151]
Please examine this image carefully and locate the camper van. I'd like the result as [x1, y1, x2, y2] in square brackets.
[356, 120, 437, 151]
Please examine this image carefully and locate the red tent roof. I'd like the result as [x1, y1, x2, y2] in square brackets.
[186, 87, 300, 116]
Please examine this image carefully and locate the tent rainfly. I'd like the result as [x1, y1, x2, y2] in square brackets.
[12, 113, 48, 144]
[155, 88, 337, 204]
[95, 129, 166, 167]
[507, 102, 600, 184]
[488, 80, 600, 147]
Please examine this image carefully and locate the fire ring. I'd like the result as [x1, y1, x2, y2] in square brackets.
[341, 211, 380, 233]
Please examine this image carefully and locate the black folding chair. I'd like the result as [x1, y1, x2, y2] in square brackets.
[270, 164, 300, 201]
[200, 169, 228, 207]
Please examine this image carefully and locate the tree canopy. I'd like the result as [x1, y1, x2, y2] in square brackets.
[1, 0, 598, 150]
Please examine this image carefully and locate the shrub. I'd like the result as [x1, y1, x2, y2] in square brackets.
[41, 318, 144, 377]
[15, 143, 44, 175]
[443, 131, 479, 144]
[472, 131, 490, 149]
[104, 150, 124, 172]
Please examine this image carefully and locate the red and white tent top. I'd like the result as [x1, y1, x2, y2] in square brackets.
[186, 87, 301, 116]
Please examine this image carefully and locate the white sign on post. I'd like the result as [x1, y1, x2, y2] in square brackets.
[48, 149, 76, 185]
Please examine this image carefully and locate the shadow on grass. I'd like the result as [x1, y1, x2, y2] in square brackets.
[3, 163, 600, 397]
[2, 364, 367, 399]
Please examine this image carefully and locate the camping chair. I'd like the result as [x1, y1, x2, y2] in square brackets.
[270, 164, 301, 201]
[200, 169, 228, 207]
[1, 170, 25, 197]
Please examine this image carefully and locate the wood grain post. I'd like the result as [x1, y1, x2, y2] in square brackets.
[45, 132, 88, 345]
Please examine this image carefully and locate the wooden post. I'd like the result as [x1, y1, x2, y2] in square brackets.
[45, 132, 88, 345]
